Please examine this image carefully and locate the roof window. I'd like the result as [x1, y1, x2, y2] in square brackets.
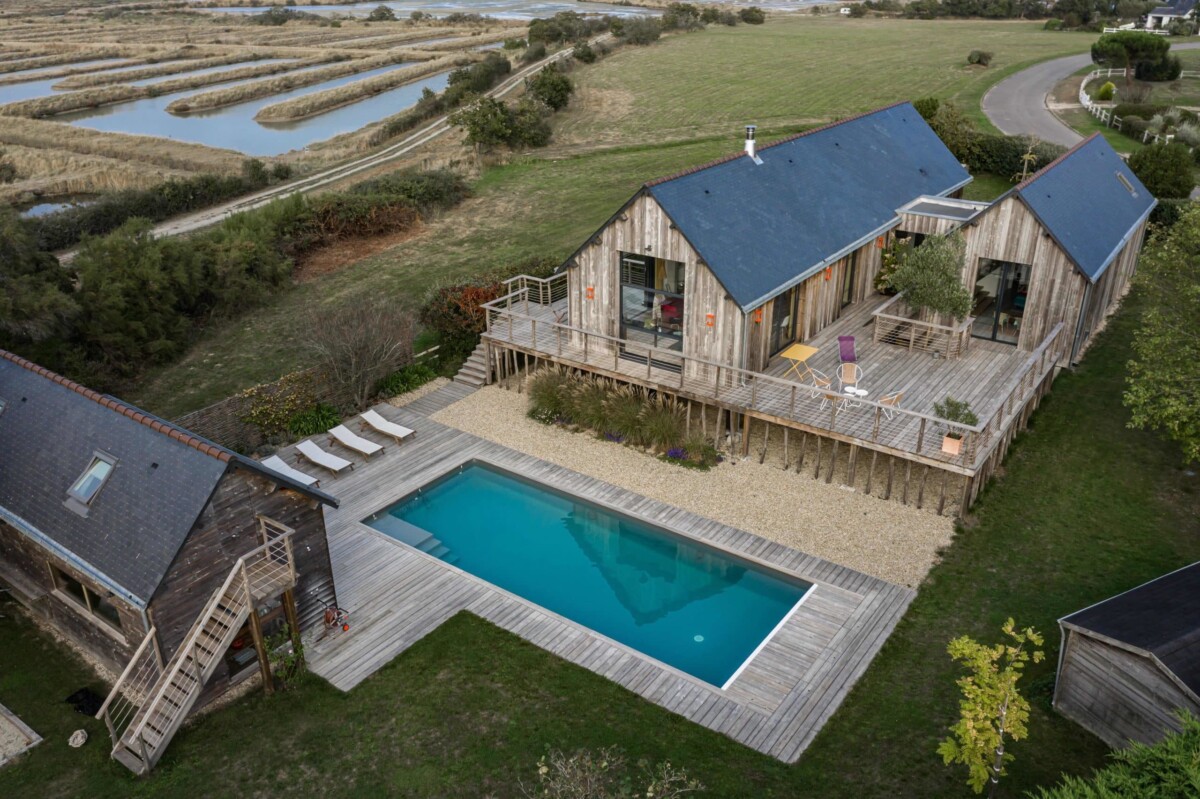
[66, 453, 116, 511]
[1116, 172, 1137, 196]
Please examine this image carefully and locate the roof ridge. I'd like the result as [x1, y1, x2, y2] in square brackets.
[644, 101, 913, 188]
[0, 348, 232, 463]
[1015, 132, 1100, 192]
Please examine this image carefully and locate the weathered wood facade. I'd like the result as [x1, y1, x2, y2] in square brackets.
[1054, 563, 1200, 748]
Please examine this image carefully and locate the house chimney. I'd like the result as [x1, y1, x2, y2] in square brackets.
[744, 125, 757, 159]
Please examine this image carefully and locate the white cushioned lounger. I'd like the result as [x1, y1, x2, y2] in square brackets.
[261, 455, 321, 487]
[328, 424, 384, 458]
[296, 439, 353, 474]
[359, 409, 416, 444]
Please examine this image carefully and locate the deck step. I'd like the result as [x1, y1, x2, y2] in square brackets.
[453, 342, 491, 386]
[112, 746, 146, 774]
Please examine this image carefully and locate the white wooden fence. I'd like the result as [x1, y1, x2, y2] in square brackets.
[1078, 68, 1180, 146]
[1103, 26, 1168, 35]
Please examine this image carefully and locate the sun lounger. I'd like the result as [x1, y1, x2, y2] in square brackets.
[261, 455, 321, 488]
[360, 409, 416, 445]
[838, 335, 857, 363]
[328, 424, 384, 459]
[296, 439, 353, 475]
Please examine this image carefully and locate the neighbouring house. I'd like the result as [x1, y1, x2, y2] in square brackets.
[1054, 563, 1200, 747]
[0, 349, 339, 774]
[475, 104, 1154, 514]
[1146, 0, 1196, 29]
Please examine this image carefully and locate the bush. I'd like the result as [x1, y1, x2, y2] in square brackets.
[666, 435, 720, 470]
[286, 403, 341, 437]
[376, 362, 437, 397]
[1095, 80, 1115, 101]
[887, 233, 973, 319]
[520, 41, 547, 63]
[419, 279, 505, 358]
[1129, 142, 1195, 199]
[912, 96, 940, 120]
[349, 168, 471, 213]
[1043, 18, 1062, 30]
[739, 6, 767, 23]
[662, 2, 704, 30]
[303, 299, 417, 410]
[527, 63, 573, 110]
[933, 395, 979, 427]
[503, 37, 526, 49]
[848, 4, 868, 17]
[716, 10, 740, 25]
[1149, 198, 1188, 228]
[270, 162, 294, 182]
[508, 98, 553, 148]
[527, 11, 611, 44]
[449, 96, 514, 147]
[366, 4, 395, 21]
[1113, 102, 1170, 120]
[700, 7, 720, 23]
[572, 41, 596, 63]
[966, 49, 993, 66]
[616, 17, 662, 45]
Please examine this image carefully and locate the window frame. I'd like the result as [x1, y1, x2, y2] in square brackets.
[48, 564, 124, 636]
[66, 451, 117, 508]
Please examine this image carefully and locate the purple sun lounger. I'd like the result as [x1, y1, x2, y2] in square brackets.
[838, 335, 857, 363]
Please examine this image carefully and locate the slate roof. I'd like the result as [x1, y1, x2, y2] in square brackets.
[1150, 0, 1196, 15]
[1061, 562, 1200, 700]
[640, 103, 972, 310]
[1013, 134, 1156, 283]
[0, 350, 335, 606]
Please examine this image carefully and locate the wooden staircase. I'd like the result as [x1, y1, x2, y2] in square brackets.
[96, 519, 297, 775]
[453, 341, 490, 387]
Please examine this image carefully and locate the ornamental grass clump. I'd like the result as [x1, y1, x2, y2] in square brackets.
[640, 395, 685, 452]
[527, 367, 575, 424]
[569, 377, 611, 434]
[606, 384, 647, 445]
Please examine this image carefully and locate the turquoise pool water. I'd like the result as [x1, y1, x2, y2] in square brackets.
[365, 462, 810, 686]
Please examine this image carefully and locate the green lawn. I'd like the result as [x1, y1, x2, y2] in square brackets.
[5, 288, 1198, 797]
[129, 18, 1096, 417]
[554, 17, 1097, 144]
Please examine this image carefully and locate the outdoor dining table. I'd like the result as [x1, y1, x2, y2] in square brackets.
[779, 343, 819, 380]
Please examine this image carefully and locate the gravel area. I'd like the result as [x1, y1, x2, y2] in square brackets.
[0, 703, 39, 766]
[431, 385, 956, 588]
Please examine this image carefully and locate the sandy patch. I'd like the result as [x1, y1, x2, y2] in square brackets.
[431, 385, 956, 588]
[0, 703, 40, 766]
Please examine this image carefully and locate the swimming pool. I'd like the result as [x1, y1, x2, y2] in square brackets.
[364, 461, 811, 687]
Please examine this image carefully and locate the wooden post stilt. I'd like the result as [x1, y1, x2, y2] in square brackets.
[847, 445, 858, 487]
[797, 432, 807, 472]
[246, 606, 273, 696]
[783, 428, 790, 470]
[813, 437, 823, 480]
[885, 456, 895, 500]
[282, 589, 303, 666]
[741, 413, 752, 457]
[937, 470, 949, 516]
[825, 440, 838, 484]
[917, 465, 929, 509]
[759, 422, 770, 465]
[903, 461, 913, 505]
[865, 450, 878, 495]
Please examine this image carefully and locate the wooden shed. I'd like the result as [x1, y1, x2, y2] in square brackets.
[1054, 563, 1200, 748]
[0, 349, 340, 773]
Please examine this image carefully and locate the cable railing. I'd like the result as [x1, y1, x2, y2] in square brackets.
[871, 293, 973, 359]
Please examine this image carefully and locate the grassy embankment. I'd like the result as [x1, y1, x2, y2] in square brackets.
[4, 287, 1198, 797]
[132, 17, 1099, 416]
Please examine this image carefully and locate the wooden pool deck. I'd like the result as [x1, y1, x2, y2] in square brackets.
[293, 386, 914, 763]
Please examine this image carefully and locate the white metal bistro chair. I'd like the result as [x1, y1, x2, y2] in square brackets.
[877, 390, 904, 421]
[837, 362, 863, 394]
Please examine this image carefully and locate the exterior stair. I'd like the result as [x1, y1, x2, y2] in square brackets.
[96, 522, 297, 775]
[454, 341, 490, 387]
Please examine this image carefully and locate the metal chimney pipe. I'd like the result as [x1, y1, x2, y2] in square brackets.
[745, 125, 757, 159]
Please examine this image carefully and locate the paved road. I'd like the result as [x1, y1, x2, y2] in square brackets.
[982, 43, 1200, 147]
[58, 39, 603, 262]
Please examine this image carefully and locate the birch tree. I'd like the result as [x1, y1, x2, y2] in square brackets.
[938, 619, 1044, 796]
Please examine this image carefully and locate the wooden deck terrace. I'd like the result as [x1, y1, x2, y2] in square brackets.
[483, 287, 1069, 513]
[290, 389, 914, 763]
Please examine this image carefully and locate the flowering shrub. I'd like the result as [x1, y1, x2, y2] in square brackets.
[239, 371, 320, 436]
[522, 746, 703, 799]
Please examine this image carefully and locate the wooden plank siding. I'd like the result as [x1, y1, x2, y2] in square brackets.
[567, 192, 744, 377]
[1055, 629, 1200, 748]
[298, 395, 915, 763]
[1074, 217, 1147, 358]
[896, 210, 965, 237]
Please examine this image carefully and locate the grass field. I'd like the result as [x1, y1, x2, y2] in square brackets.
[554, 17, 1097, 145]
[5, 288, 1198, 797]
[130, 18, 1097, 417]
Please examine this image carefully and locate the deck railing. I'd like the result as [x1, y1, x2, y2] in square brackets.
[483, 284, 1066, 473]
[870, 293, 973, 359]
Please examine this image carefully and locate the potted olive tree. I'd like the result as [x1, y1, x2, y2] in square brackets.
[884, 232, 973, 330]
[933, 396, 979, 455]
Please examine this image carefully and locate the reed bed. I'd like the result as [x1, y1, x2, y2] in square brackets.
[166, 51, 409, 115]
[0, 116, 244, 174]
[0, 143, 189, 203]
[55, 52, 259, 90]
[0, 48, 199, 87]
[424, 30, 520, 51]
[254, 55, 469, 123]
[336, 28, 476, 50]
[0, 48, 132, 74]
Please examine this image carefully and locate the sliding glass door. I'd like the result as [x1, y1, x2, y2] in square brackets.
[619, 253, 685, 353]
[971, 258, 1031, 345]
[768, 288, 797, 355]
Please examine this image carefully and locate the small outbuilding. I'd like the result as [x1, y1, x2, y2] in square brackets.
[1054, 563, 1200, 747]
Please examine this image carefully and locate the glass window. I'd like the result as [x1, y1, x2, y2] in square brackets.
[68, 454, 115, 505]
[52, 566, 122, 633]
[619, 253, 685, 354]
[971, 259, 1031, 345]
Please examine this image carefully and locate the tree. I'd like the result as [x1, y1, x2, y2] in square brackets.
[449, 96, 513, 149]
[527, 63, 573, 111]
[0, 208, 76, 343]
[938, 619, 1044, 796]
[1031, 713, 1200, 798]
[367, 4, 396, 21]
[885, 232, 973, 320]
[303, 298, 416, 410]
[1124, 204, 1200, 462]
[1128, 142, 1195, 200]
[928, 101, 975, 162]
[1091, 31, 1171, 88]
